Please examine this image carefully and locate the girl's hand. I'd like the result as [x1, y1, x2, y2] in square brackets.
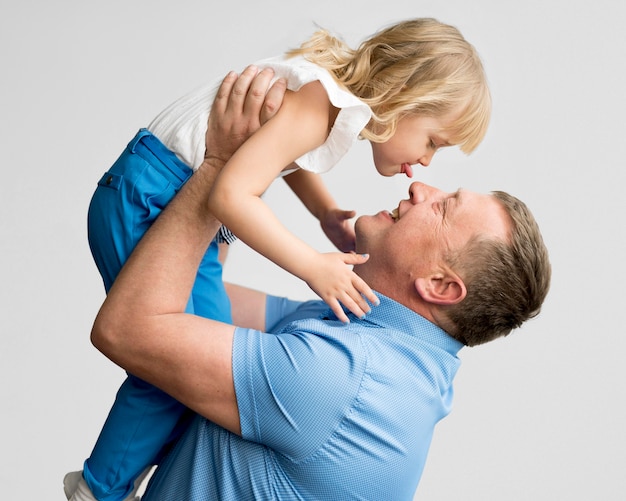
[320, 208, 357, 253]
[305, 252, 379, 323]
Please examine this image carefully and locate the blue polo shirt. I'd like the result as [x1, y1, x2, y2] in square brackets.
[143, 293, 463, 500]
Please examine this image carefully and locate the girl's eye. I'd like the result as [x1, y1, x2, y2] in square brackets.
[430, 139, 437, 149]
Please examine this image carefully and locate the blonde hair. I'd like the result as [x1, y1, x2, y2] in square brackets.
[287, 18, 491, 153]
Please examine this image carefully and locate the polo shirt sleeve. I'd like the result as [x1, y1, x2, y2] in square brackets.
[264, 294, 304, 332]
[232, 320, 367, 461]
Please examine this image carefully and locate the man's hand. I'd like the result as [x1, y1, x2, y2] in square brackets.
[204, 65, 287, 168]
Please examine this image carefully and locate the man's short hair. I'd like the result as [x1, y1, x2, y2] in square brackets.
[442, 191, 551, 346]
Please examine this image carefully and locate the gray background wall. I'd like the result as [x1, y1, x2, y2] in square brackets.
[2, 0, 625, 499]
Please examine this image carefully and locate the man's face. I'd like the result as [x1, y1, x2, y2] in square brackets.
[355, 182, 511, 277]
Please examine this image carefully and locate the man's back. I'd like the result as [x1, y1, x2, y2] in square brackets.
[143, 294, 463, 500]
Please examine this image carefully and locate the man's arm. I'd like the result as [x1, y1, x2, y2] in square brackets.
[224, 282, 267, 331]
[91, 67, 286, 436]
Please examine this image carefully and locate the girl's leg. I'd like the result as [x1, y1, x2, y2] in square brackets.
[82, 375, 190, 501]
[82, 130, 216, 501]
[189, 239, 233, 324]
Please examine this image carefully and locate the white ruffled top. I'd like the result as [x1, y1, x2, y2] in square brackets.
[147, 55, 372, 173]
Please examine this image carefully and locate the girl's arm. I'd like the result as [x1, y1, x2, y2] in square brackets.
[283, 169, 356, 252]
[208, 80, 377, 322]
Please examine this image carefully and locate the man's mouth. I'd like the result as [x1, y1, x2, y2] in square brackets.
[390, 207, 399, 221]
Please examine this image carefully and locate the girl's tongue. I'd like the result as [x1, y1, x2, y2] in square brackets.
[401, 163, 414, 178]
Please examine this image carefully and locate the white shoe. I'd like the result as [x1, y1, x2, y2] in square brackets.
[63, 468, 150, 501]
[63, 471, 98, 501]
[63, 471, 83, 500]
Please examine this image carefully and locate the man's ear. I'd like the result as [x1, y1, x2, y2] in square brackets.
[414, 273, 466, 305]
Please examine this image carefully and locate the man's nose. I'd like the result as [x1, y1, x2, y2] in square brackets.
[408, 181, 442, 204]
[408, 182, 427, 203]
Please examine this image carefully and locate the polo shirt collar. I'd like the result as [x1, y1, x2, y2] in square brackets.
[344, 292, 464, 357]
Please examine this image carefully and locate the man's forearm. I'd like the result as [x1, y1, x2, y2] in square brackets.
[91, 162, 222, 352]
[90, 161, 244, 432]
[87, 68, 288, 433]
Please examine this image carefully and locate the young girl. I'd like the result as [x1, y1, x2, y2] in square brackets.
[66, 17, 490, 501]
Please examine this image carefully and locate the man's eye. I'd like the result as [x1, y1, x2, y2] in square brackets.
[430, 139, 437, 149]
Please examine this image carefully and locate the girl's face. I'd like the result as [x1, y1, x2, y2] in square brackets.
[370, 114, 456, 178]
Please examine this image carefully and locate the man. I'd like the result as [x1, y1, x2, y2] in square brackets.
[88, 72, 551, 500]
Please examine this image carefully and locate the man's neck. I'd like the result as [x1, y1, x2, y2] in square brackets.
[356, 266, 437, 326]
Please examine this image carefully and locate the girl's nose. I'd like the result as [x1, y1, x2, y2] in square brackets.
[418, 151, 433, 167]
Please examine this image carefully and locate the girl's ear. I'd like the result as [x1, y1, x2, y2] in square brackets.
[414, 273, 466, 305]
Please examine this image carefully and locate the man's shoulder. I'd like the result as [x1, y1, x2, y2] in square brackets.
[266, 296, 329, 332]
